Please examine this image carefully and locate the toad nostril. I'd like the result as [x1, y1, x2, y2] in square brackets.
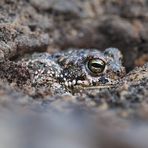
[116, 68, 126, 77]
[115, 69, 121, 76]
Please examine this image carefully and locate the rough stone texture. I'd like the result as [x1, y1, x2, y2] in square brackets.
[0, 63, 147, 148]
[0, 0, 148, 68]
[0, 0, 148, 148]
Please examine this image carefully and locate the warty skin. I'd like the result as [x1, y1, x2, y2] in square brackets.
[18, 48, 126, 94]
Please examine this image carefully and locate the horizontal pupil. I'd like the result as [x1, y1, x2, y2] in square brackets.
[87, 59, 105, 75]
[91, 63, 103, 68]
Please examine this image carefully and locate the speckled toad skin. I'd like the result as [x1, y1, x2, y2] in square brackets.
[18, 48, 126, 94]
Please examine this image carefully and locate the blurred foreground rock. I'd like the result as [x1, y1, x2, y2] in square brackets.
[0, 61, 147, 148]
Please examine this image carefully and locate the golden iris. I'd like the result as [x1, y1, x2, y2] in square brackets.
[87, 59, 106, 74]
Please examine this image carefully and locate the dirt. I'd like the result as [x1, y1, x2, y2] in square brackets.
[0, 0, 148, 148]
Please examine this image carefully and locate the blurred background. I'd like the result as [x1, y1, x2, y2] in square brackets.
[0, 0, 148, 70]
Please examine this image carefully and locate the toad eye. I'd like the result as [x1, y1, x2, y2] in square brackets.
[87, 59, 106, 74]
